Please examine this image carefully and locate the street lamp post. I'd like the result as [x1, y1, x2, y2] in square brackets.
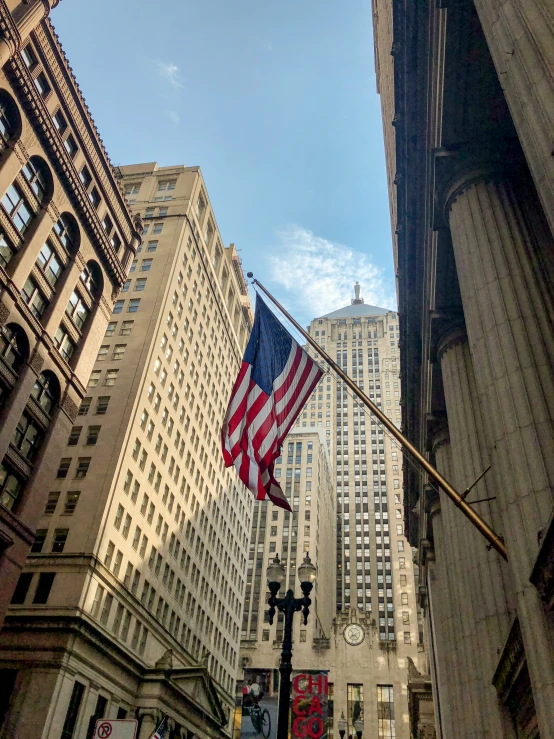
[353, 718, 364, 739]
[266, 552, 317, 739]
[338, 711, 347, 739]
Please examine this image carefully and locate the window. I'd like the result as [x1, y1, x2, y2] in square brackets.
[80, 166, 92, 188]
[68, 426, 82, 446]
[157, 179, 176, 192]
[64, 491, 80, 514]
[34, 72, 51, 98]
[135, 278, 147, 291]
[122, 280, 131, 292]
[63, 134, 78, 159]
[105, 323, 116, 337]
[404, 631, 411, 644]
[33, 572, 55, 604]
[66, 291, 89, 330]
[52, 528, 68, 553]
[78, 398, 91, 416]
[104, 369, 118, 386]
[13, 413, 43, 461]
[44, 491, 60, 515]
[75, 458, 91, 479]
[129, 260, 137, 273]
[86, 426, 100, 445]
[37, 241, 63, 286]
[96, 396, 110, 415]
[120, 321, 133, 335]
[377, 685, 395, 739]
[113, 344, 126, 360]
[89, 187, 101, 208]
[11, 572, 33, 604]
[88, 370, 101, 388]
[152, 223, 163, 235]
[32, 371, 58, 414]
[113, 300, 124, 314]
[128, 299, 140, 313]
[53, 326, 76, 362]
[0, 230, 16, 269]
[21, 277, 47, 318]
[147, 241, 158, 252]
[347, 684, 364, 737]
[2, 184, 32, 233]
[56, 458, 71, 478]
[141, 259, 152, 271]
[60, 680, 85, 739]
[21, 45, 38, 69]
[31, 529, 47, 553]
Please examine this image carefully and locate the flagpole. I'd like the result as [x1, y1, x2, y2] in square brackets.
[248, 275, 508, 562]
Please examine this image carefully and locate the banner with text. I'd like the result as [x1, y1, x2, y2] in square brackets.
[291, 671, 329, 739]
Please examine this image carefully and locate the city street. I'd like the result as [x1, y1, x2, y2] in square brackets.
[239, 697, 278, 739]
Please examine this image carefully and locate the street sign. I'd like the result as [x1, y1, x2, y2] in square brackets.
[93, 719, 137, 739]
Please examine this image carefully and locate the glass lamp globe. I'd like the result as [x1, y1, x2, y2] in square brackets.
[266, 554, 286, 587]
[353, 719, 364, 734]
[337, 712, 347, 733]
[298, 553, 317, 585]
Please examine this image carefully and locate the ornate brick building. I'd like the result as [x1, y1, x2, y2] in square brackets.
[373, 0, 554, 737]
[0, 0, 140, 631]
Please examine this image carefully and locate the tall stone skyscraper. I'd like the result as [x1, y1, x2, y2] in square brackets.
[240, 286, 422, 738]
[0, 162, 254, 739]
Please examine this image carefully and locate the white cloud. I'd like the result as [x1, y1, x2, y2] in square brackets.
[165, 110, 180, 125]
[155, 60, 184, 90]
[268, 226, 396, 321]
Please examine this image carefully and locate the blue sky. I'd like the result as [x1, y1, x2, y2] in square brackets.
[52, 0, 395, 325]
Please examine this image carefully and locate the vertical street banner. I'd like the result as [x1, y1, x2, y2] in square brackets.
[291, 671, 329, 739]
[236, 667, 279, 739]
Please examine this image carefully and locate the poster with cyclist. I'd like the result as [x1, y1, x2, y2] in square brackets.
[237, 668, 278, 738]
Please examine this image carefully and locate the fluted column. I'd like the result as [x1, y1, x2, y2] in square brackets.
[441, 159, 554, 736]
[438, 328, 514, 738]
[473, 0, 554, 235]
[429, 431, 481, 739]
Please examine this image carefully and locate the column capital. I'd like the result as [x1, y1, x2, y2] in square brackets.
[436, 325, 468, 364]
[432, 140, 521, 229]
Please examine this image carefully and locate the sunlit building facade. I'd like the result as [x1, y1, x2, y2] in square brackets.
[0, 162, 253, 739]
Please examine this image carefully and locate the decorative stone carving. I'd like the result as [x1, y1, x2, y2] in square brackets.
[28, 350, 44, 374]
[61, 394, 79, 422]
[0, 299, 10, 324]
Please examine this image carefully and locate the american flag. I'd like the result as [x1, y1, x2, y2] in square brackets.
[222, 295, 323, 511]
[151, 718, 166, 739]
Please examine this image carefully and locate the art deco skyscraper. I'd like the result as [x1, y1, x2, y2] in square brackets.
[240, 286, 422, 738]
[0, 162, 254, 739]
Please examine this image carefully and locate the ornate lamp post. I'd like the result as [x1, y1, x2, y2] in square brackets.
[266, 552, 317, 739]
[353, 718, 364, 739]
[338, 711, 348, 739]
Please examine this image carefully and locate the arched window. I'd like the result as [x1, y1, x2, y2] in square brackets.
[53, 212, 79, 253]
[80, 260, 103, 299]
[32, 371, 60, 415]
[0, 323, 29, 372]
[0, 89, 22, 152]
[21, 156, 52, 205]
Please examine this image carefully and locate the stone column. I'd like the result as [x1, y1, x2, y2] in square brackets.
[437, 148, 554, 737]
[0, 1, 60, 66]
[438, 328, 515, 738]
[472, 0, 554, 236]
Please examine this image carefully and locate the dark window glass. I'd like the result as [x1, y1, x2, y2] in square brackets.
[65, 291, 89, 330]
[22, 159, 48, 203]
[21, 45, 37, 69]
[0, 462, 23, 510]
[53, 326, 75, 362]
[60, 680, 85, 739]
[0, 230, 16, 268]
[53, 110, 67, 134]
[54, 215, 77, 251]
[2, 184, 32, 233]
[31, 529, 47, 553]
[12, 413, 43, 462]
[33, 572, 55, 604]
[11, 572, 32, 604]
[21, 277, 47, 318]
[56, 458, 71, 478]
[32, 372, 58, 414]
[36, 241, 63, 286]
[52, 529, 68, 553]
[0, 325, 26, 371]
[34, 72, 51, 99]
[63, 134, 78, 159]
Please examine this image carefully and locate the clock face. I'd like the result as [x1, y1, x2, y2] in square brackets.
[344, 623, 365, 646]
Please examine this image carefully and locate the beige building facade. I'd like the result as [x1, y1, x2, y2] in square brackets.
[240, 291, 424, 738]
[0, 163, 254, 738]
[0, 1, 139, 632]
[373, 0, 554, 737]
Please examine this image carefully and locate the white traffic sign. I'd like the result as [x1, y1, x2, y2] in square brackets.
[93, 719, 137, 739]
